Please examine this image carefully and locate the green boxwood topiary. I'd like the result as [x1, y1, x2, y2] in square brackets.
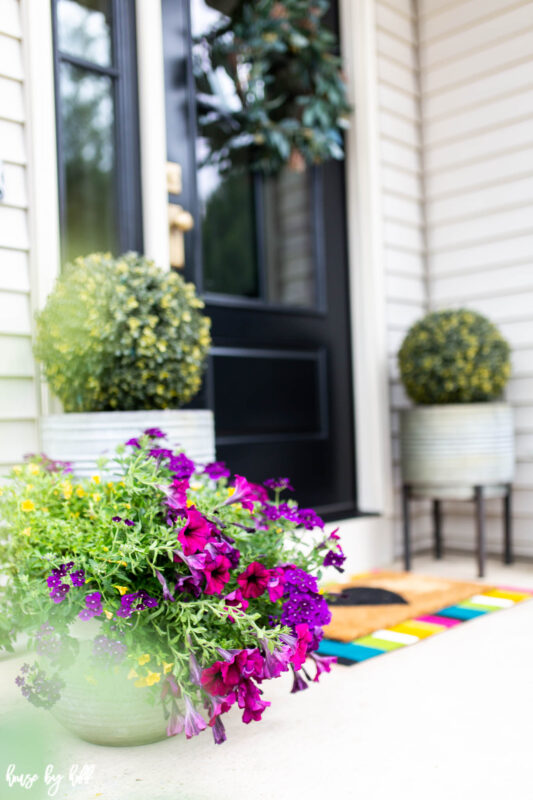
[34, 252, 211, 412]
[398, 309, 511, 405]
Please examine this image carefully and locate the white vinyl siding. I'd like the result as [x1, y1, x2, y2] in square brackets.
[0, 0, 39, 472]
[376, 0, 430, 553]
[420, 0, 533, 556]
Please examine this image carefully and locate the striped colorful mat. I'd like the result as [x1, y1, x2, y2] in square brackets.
[318, 586, 533, 665]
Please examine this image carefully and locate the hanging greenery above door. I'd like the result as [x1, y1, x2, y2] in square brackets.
[193, 0, 351, 174]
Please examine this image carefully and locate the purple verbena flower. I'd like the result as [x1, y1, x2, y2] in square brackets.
[264, 477, 294, 492]
[204, 461, 230, 480]
[78, 591, 103, 620]
[297, 508, 324, 530]
[70, 569, 86, 586]
[50, 584, 70, 603]
[144, 427, 166, 439]
[168, 453, 196, 479]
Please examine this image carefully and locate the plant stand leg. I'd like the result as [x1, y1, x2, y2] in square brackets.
[504, 483, 513, 565]
[474, 486, 486, 579]
[433, 499, 443, 560]
[402, 484, 411, 572]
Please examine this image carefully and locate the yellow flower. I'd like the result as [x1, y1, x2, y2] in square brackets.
[113, 585, 129, 595]
[128, 668, 139, 680]
[76, 486, 85, 498]
[134, 677, 148, 688]
[27, 463, 40, 475]
[92, 493, 101, 502]
[104, 610, 113, 620]
[145, 671, 161, 686]
[21, 527, 31, 536]
[20, 499, 35, 512]
[162, 662, 173, 674]
[227, 487, 236, 497]
[25, 484, 34, 491]
[13, 466, 22, 474]
[61, 481, 73, 500]
[91, 475, 101, 484]
[107, 482, 114, 490]
[138, 654, 150, 666]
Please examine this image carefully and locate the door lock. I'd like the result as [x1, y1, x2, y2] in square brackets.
[168, 203, 194, 269]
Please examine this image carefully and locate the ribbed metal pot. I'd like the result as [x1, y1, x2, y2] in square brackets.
[50, 647, 170, 747]
[400, 402, 514, 498]
[41, 409, 215, 477]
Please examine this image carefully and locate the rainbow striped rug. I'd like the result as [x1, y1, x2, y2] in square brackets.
[318, 586, 533, 665]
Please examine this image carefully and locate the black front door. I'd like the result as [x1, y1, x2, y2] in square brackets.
[162, 0, 356, 518]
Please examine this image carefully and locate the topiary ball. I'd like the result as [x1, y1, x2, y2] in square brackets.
[398, 309, 511, 405]
[34, 252, 211, 412]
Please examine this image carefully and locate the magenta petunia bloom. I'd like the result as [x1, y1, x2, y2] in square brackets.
[267, 566, 286, 602]
[309, 652, 336, 682]
[237, 561, 270, 599]
[291, 623, 313, 670]
[223, 475, 267, 511]
[204, 461, 230, 480]
[203, 555, 232, 596]
[148, 447, 173, 460]
[177, 506, 212, 555]
[125, 437, 140, 448]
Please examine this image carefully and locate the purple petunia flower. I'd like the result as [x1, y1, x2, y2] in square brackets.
[124, 519, 135, 527]
[290, 669, 309, 694]
[112, 515, 122, 522]
[211, 715, 227, 744]
[184, 695, 207, 739]
[125, 437, 141, 448]
[155, 570, 176, 602]
[204, 461, 230, 480]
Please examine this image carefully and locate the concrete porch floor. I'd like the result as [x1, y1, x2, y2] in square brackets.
[2, 554, 532, 800]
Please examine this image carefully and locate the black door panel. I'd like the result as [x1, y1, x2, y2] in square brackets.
[162, 0, 356, 518]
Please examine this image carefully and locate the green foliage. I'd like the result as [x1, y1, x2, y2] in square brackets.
[398, 309, 511, 405]
[33, 252, 211, 412]
[0, 443, 330, 694]
[194, 0, 351, 174]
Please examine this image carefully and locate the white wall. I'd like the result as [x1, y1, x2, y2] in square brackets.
[374, 0, 430, 554]
[0, 0, 40, 472]
[419, 0, 533, 556]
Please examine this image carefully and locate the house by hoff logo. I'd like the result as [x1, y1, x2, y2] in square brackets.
[5, 763, 95, 796]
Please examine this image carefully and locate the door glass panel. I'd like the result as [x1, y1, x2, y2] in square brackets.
[57, 0, 113, 67]
[59, 62, 117, 263]
[263, 169, 316, 307]
[191, 0, 317, 307]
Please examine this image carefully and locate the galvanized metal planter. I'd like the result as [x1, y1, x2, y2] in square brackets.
[41, 409, 215, 477]
[400, 402, 515, 499]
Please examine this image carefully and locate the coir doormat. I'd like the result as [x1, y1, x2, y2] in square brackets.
[318, 570, 533, 665]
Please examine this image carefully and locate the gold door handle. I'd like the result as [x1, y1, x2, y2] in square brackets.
[168, 203, 194, 268]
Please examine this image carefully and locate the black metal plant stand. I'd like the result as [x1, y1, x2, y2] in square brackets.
[402, 483, 513, 578]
